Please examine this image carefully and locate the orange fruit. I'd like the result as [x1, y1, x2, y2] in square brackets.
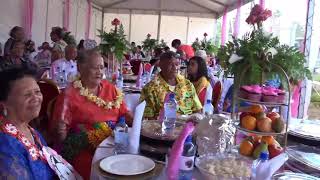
[241, 115, 257, 130]
[261, 136, 275, 145]
[239, 140, 254, 156]
[250, 104, 264, 114]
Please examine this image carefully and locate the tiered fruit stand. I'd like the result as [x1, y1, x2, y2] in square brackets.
[231, 62, 291, 151]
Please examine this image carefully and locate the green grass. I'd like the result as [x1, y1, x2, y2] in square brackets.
[313, 74, 320, 81]
[311, 73, 320, 102]
[311, 90, 320, 102]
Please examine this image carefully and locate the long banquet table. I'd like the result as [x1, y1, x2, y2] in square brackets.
[90, 136, 204, 180]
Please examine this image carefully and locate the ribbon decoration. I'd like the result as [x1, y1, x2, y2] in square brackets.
[63, 0, 71, 31]
[23, 0, 34, 39]
[85, 0, 92, 39]
[221, 6, 228, 46]
[233, 0, 242, 38]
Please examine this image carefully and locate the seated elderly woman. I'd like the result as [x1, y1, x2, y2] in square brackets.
[0, 67, 55, 179]
[187, 56, 212, 105]
[0, 41, 38, 72]
[140, 51, 202, 119]
[51, 49, 132, 179]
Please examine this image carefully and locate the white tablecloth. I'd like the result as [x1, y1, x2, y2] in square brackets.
[90, 136, 203, 180]
[90, 137, 115, 180]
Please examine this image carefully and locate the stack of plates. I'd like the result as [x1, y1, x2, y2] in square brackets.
[285, 145, 320, 177]
[123, 85, 141, 93]
[273, 172, 320, 180]
[289, 120, 320, 141]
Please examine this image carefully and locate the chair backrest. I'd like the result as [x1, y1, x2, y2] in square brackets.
[212, 81, 223, 111]
[38, 79, 60, 118]
[130, 59, 142, 75]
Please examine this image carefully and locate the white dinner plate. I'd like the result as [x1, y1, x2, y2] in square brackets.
[99, 154, 155, 176]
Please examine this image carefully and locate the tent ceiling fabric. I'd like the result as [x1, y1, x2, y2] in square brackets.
[93, 0, 253, 17]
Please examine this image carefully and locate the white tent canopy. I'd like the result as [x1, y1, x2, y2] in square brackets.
[94, 0, 252, 18]
[0, 0, 252, 49]
[97, 0, 253, 45]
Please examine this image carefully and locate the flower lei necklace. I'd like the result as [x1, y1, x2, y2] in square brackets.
[73, 80, 124, 109]
[1, 122, 46, 161]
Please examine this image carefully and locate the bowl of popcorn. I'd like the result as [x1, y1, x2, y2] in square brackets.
[195, 153, 253, 180]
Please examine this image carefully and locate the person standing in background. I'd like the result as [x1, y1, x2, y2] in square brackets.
[171, 39, 194, 60]
[4, 26, 25, 57]
[137, 45, 145, 58]
[50, 27, 67, 53]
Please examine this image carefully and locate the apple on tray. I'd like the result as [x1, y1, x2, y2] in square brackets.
[268, 144, 283, 159]
[267, 112, 280, 122]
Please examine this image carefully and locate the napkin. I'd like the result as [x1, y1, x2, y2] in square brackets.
[128, 101, 146, 154]
[204, 83, 213, 102]
[147, 65, 155, 83]
[254, 153, 289, 180]
[136, 63, 143, 87]
[167, 122, 195, 180]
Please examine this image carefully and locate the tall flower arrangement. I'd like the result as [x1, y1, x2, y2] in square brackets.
[155, 39, 168, 49]
[142, 34, 158, 53]
[217, 4, 311, 86]
[98, 18, 129, 62]
[192, 33, 218, 56]
[141, 34, 168, 56]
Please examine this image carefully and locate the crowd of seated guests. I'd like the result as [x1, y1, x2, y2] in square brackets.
[0, 26, 135, 179]
[0, 26, 231, 180]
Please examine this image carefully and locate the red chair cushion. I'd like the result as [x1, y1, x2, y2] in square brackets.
[38, 80, 60, 118]
[213, 81, 223, 110]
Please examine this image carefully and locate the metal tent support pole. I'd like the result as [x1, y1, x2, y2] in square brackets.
[299, 0, 315, 118]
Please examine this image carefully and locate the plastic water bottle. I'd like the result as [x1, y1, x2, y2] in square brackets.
[162, 93, 177, 134]
[203, 99, 214, 115]
[116, 74, 124, 90]
[179, 135, 196, 180]
[114, 117, 129, 154]
[251, 151, 269, 180]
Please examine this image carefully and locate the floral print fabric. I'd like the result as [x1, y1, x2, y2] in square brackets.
[140, 74, 202, 118]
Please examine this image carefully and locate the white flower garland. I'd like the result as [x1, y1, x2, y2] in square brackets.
[73, 80, 123, 109]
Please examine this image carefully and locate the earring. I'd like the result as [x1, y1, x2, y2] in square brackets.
[2, 108, 7, 117]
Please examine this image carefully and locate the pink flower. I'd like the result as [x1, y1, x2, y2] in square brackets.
[246, 4, 272, 25]
[111, 18, 120, 26]
[259, 10, 272, 21]
[203, 32, 208, 37]
[246, 15, 257, 25]
[251, 5, 264, 15]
